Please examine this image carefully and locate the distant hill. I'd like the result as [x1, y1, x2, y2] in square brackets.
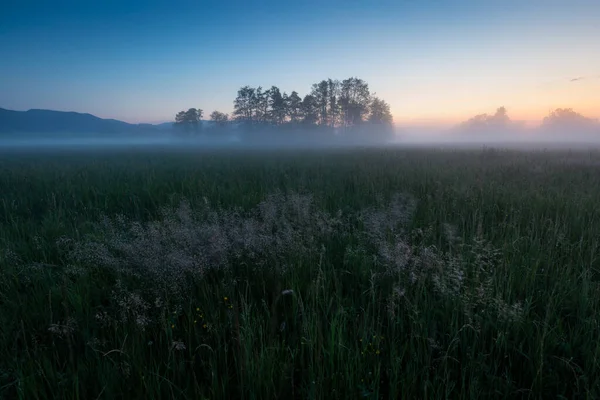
[0, 108, 174, 136]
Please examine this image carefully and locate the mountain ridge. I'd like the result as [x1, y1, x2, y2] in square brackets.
[0, 108, 176, 136]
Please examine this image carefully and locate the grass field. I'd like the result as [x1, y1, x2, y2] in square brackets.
[1, 146, 599, 399]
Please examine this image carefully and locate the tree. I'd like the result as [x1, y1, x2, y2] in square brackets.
[368, 97, 393, 125]
[253, 86, 271, 124]
[286, 91, 303, 123]
[328, 79, 340, 128]
[339, 77, 371, 128]
[210, 111, 229, 127]
[233, 86, 256, 123]
[174, 108, 203, 132]
[301, 94, 319, 125]
[459, 107, 511, 132]
[269, 86, 287, 125]
[311, 80, 330, 126]
[542, 108, 597, 129]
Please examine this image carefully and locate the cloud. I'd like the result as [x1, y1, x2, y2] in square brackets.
[570, 75, 600, 82]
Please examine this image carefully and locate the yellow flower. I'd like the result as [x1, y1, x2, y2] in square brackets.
[196, 307, 200, 312]
[224, 297, 229, 301]
[171, 324, 175, 329]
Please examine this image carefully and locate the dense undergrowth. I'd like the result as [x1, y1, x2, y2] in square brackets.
[0, 147, 599, 399]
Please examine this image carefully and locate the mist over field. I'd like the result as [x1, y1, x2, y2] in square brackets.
[2, 0, 600, 397]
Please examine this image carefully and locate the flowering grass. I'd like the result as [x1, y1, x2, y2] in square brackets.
[0, 147, 599, 399]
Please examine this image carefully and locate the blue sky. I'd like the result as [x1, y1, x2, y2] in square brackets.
[1, 0, 599, 125]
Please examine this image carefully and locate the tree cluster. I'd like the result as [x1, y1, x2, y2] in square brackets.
[230, 78, 392, 128]
[454, 106, 600, 136]
[174, 77, 393, 138]
[459, 107, 512, 131]
[541, 108, 598, 130]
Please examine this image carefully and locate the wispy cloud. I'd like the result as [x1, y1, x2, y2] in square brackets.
[570, 75, 600, 82]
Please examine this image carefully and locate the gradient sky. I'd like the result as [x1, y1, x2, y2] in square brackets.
[1, 0, 599, 126]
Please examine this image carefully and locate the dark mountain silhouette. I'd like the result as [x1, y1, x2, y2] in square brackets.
[0, 108, 173, 136]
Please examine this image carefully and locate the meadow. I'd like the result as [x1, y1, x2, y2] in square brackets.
[0, 146, 599, 399]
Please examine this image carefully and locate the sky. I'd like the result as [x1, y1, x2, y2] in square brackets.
[1, 0, 599, 126]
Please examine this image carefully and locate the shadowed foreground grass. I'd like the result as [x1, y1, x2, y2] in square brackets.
[0, 147, 599, 399]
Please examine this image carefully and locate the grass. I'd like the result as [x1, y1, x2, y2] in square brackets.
[0, 146, 599, 399]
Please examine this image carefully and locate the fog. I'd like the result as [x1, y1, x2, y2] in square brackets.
[1, 124, 600, 152]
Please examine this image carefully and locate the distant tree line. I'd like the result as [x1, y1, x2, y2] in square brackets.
[456, 106, 599, 134]
[173, 77, 393, 139]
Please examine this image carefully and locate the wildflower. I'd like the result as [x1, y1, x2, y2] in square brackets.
[223, 296, 229, 301]
[203, 323, 207, 329]
[196, 307, 200, 312]
[48, 318, 77, 338]
[194, 320, 197, 324]
[171, 324, 175, 329]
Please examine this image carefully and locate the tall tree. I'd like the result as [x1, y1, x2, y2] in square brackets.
[252, 87, 271, 123]
[269, 86, 287, 125]
[233, 86, 256, 123]
[301, 94, 319, 125]
[311, 80, 330, 126]
[286, 91, 303, 123]
[328, 79, 340, 128]
[368, 97, 393, 125]
[339, 77, 371, 128]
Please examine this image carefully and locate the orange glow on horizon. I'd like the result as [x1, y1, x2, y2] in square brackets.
[388, 78, 600, 127]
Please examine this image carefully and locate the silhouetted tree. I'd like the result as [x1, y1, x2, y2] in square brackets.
[210, 111, 229, 127]
[253, 87, 271, 123]
[233, 86, 256, 124]
[269, 86, 287, 125]
[368, 97, 393, 125]
[328, 79, 340, 128]
[311, 80, 330, 126]
[301, 94, 319, 125]
[174, 108, 203, 132]
[286, 91, 303, 123]
[339, 77, 371, 128]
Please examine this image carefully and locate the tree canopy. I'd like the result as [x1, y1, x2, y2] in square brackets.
[174, 77, 395, 139]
